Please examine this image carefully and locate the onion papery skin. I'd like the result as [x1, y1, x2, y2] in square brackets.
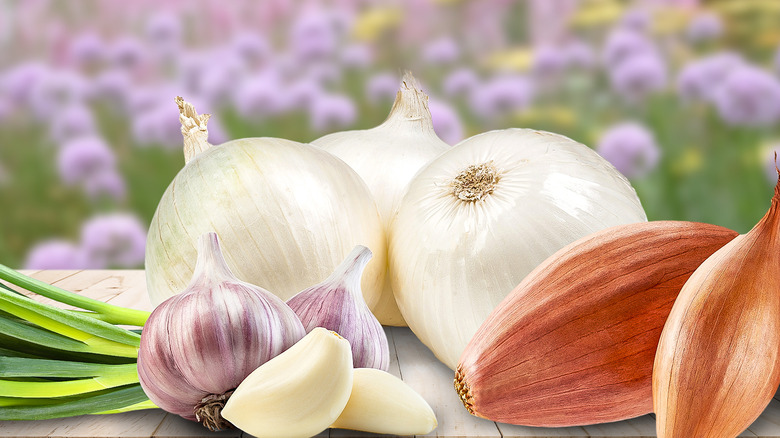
[145, 138, 387, 315]
[389, 128, 648, 369]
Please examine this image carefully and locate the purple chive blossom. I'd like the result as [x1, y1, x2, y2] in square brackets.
[686, 12, 723, 43]
[80, 213, 147, 268]
[110, 36, 146, 70]
[289, 78, 323, 110]
[132, 103, 184, 148]
[421, 37, 460, 65]
[610, 52, 667, 102]
[340, 44, 373, 69]
[232, 31, 272, 68]
[200, 56, 245, 107]
[50, 104, 97, 143]
[29, 70, 88, 119]
[233, 73, 289, 119]
[1, 62, 48, 105]
[305, 62, 342, 87]
[712, 65, 780, 127]
[145, 11, 182, 49]
[532, 45, 567, 77]
[68, 32, 105, 67]
[365, 72, 399, 104]
[562, 40, 596, 70]
[57, 136, 116, 185]
[290, 13, 338, 60]
[603, 29, 655, 67]
[469, 74, 534, 119]
[309, 93, 356, 132]
[620, 9, 651, 32]
[90, 69, 133, 109]
[428, 98, 464, 145]
[677, 52, 744, 102]
[597, 122, 661, 179]
[24, 240, 92, 270]
[84, 169, 126, 202]
[443, 68, 480, 98]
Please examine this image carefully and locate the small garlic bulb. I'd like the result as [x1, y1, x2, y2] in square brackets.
[137, 232, 305, 430]
[287, 245, 389, 370]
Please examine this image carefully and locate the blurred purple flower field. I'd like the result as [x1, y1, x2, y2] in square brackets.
[1, 0, 779, 269]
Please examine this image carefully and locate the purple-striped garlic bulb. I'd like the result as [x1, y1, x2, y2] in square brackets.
[137, 232, 305, 431]
[287, 245, 389, 370]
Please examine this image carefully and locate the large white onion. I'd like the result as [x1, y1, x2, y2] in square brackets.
[388, 128, 647, 369]
[313, 72, 450, 325]
[146, 98, 387, 313]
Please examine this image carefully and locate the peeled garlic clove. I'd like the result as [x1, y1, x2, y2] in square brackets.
[331, 368, 437, 435]
[456, 221, 737, 426]
[653, 171, 780, 437]
[287, 245, 389, 371]
[137, 232, 305, 430]
[222, 327, 353, 438]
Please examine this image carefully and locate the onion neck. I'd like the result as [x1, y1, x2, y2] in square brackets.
[379, 71, 437, 136]
[177, 96, 213, 164]
[450, 161, 500, 202]
[194, 390, 235, 431]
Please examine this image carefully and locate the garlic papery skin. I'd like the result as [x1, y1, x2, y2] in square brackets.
[221, 328, 353, 438]
[331, 368, 437, 435]
[389, 128, 648, 369]
[145, 98, 387, 321]
[137, 232, 305, 430]
[287, 245, 389, 370]
[313, 72, 451, 326]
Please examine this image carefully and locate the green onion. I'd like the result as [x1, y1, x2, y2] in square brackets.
[0, 265, 157, 420]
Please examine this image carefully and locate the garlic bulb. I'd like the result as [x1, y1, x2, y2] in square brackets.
[146, 98, 388, 319]
[389, 129, 647, 369]
[313, 72, 450, 326]
[137, 232, 305, 430]
[222, 328, 354, 438]
[287, 245, 389, 370]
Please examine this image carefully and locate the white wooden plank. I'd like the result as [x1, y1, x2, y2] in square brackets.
[748, 399, 780, 438]
[391, 327, 501, 438]
[499, 423, 589, 438]
[46, 410, 168, 438]
[0, 418, 64, 437]
[581, 415, 656, 437]
[152, 413, 241, 438]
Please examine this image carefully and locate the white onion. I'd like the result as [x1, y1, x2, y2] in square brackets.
[145, 98, 387, 312]
[388, 128, 647, 369]
[313, 72, 450, 325]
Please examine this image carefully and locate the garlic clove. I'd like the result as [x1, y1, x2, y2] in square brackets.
[331, 368, 437, 435]
[653, 168, 780, 438]
[138, 232, 305, 430]
[221, 327, 353, 438]
[287, 245, 389, 371]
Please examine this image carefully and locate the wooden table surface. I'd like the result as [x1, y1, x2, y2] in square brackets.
[2, 270, 780, 438]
